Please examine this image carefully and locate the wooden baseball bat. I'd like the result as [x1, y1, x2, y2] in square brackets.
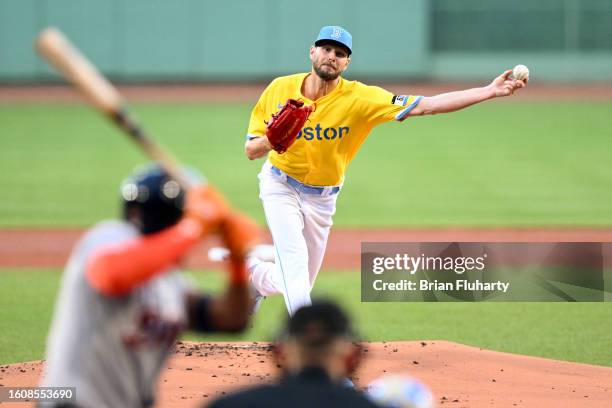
[35, 27, 192, 188]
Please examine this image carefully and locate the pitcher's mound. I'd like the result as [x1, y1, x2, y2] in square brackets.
[1, 341, 610, 407]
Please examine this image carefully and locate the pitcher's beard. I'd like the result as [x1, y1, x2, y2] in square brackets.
[314, 64, 340, 81]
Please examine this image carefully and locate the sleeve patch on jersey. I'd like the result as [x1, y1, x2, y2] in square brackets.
[395, 95, 424, 121]
[392, 95, 409, 106]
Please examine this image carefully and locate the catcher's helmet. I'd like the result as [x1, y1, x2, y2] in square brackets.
[120, 164, 185, 235]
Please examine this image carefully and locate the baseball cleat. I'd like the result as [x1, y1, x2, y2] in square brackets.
[250, 291, 265, 315]
[207, 245, 275, 315]
[247, 254, 268, 315]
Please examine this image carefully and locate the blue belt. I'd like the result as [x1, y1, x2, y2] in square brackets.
[271, 166, 340, 196]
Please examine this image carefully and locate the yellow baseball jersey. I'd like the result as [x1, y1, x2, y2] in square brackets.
[247, 73, 422, 186]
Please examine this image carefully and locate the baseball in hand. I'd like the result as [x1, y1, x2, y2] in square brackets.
[512, 64, 530, 81]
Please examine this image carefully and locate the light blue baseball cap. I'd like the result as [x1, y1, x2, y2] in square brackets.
[314, 26, 352, 55]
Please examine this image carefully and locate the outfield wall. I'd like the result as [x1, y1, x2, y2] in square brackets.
[1, 0, 611, 82]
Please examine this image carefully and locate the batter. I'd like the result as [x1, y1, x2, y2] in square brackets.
[40, 165, 258, 407]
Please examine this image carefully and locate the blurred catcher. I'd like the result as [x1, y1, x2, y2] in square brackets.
[207, 299, 379, 408]
[39, 164, 259, 408]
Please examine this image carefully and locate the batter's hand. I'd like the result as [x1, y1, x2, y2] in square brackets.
[183, 185, 230, 235]
[185, 185, 260, 284]
[219, 211, 260, 285]
[488, 70, 527, 97]
[220, 211, 260, 261]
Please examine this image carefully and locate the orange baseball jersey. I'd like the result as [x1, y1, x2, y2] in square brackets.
[247, 73, 422, 186]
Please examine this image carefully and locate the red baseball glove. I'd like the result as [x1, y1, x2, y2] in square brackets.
[266, 99, 314, 154]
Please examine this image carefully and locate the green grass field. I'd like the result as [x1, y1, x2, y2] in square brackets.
[1, 269, 610, 367]
[1, 102, 611, 227]
[1, 102, 611, 369]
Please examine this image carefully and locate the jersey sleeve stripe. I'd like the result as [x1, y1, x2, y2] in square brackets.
[395, 95, 424, 121]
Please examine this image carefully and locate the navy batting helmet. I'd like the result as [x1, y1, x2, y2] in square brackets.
[120, 164, 185, 235]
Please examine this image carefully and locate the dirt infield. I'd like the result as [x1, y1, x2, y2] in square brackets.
[1, 227, 612, 269]
[1, 341, 610, 408]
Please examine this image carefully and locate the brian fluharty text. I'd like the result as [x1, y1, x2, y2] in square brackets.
[373, 279, 510, 293]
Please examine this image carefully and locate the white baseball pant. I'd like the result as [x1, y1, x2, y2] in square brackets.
[250, 160, 339, 315]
